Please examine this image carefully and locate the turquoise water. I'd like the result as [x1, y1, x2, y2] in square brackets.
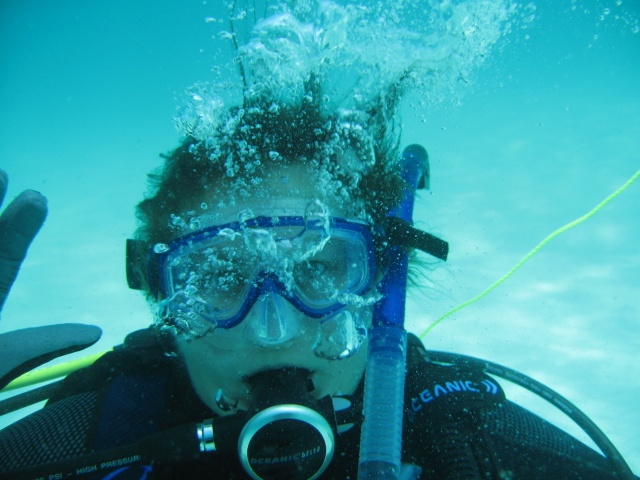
[1, 0, 639, 472]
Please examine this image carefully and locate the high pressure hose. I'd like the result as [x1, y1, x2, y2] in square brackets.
[357, 145, 427, 479]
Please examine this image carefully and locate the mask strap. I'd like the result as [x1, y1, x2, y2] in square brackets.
[382, 216, 449, 262]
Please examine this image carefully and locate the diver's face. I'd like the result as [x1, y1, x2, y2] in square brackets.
[172, 162, 373, 415]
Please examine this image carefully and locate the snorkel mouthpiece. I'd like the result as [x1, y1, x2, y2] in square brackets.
[239, 368, 336, 480]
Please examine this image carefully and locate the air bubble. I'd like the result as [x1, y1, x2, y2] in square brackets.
[218, 228, 241, 240]
[189, 217, 202, 230]
[170, 214, 188, 230]
[173, 0, 518, 218]
[153, 243, 170, 254]
[238, 209, 255, 223]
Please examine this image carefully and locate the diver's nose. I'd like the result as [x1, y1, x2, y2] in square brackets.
[243, 292, 303, 346]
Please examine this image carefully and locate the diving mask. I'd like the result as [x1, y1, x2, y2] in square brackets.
[147, 215, 377, 338]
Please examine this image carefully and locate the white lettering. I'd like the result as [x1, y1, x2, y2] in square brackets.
[76, 465, 98, 474]
[100, 455, 141, 470]
[251, 447, 321, 465]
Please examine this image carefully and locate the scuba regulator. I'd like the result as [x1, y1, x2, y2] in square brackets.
[236, 368, 336, 480]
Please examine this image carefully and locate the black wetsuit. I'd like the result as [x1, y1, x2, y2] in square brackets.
[0, 328, 625, 479]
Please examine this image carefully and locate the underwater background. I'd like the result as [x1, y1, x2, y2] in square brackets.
[1, 0, 638, 472]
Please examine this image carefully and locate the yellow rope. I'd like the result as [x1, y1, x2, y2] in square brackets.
[419, 168, 640, 339]
[2, 350, 111, 392]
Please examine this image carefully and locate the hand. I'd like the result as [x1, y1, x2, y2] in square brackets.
[0, 174, 102, 394]
[0, 169, 48, 312]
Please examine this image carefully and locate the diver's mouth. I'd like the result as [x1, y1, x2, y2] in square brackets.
[245, 367, 315, 398]
[212, 367, 318, 414]
[245, 367, 317, 411]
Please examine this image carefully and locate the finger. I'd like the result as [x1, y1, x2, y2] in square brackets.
[0, 190, 48, 311]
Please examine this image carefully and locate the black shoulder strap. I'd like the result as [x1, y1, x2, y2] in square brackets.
[404, 333, 505, 426]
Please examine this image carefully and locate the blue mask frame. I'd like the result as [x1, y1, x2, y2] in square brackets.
[146, 215, 378, 328]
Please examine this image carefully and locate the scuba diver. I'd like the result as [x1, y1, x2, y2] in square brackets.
[0, 97, 638, 479]
[0, 4, 637, 479]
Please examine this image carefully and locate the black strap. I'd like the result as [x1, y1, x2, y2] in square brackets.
[383, 216, 449, 261]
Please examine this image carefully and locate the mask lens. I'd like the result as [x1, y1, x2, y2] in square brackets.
[164, 230, 257, 323]
[156, 216, 374, 327]
[293, 230, 370, 306]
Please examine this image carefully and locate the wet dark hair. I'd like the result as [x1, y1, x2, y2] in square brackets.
[132, 87, 410, 293]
